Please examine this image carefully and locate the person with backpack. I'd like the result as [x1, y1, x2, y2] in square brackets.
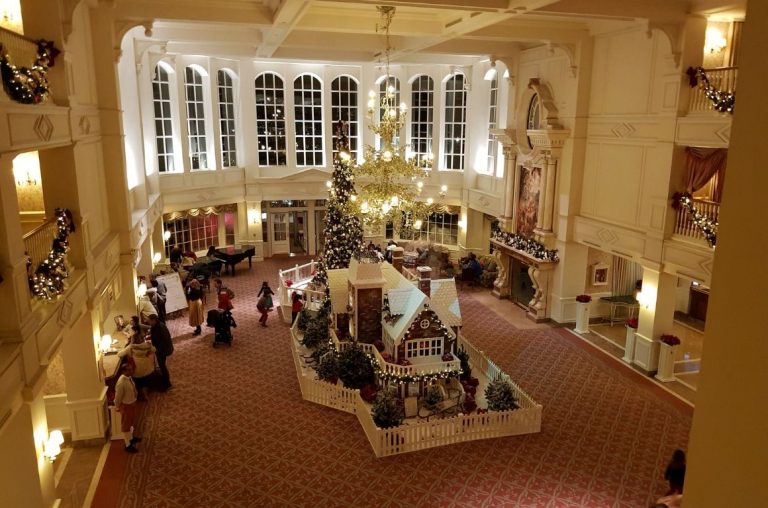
[148, 314, 174, 391]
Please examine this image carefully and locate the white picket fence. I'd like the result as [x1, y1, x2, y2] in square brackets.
[291, 320, 542, 457]
[279, 259, 324, 323]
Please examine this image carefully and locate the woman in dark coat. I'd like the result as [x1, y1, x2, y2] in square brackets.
[186, 279, 204, 335]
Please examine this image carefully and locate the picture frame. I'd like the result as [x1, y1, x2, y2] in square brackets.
[592, 263, 609, 286]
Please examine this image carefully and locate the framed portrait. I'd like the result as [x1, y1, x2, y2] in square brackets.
[592, 263, 609, 286]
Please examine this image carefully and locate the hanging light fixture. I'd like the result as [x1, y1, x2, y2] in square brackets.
[353, 5, 447, 234]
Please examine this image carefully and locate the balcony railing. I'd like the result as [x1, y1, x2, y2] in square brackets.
[674, 198, 720, 242]
[688, 66, 738, 114]
[23, 216, 57, 267]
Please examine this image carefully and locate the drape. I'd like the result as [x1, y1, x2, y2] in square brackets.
[685, 147, 727, 202]
[612, 257, 642, 297]
[164, 204, 237, 221]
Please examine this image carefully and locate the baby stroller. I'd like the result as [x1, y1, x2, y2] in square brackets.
[207, 309, 236, 347]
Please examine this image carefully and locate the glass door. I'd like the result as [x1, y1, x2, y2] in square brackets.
[289, 211, 307, 255]
[271, 212, 289, 254]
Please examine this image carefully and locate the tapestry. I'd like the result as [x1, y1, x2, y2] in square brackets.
[516, 166, 541, 237]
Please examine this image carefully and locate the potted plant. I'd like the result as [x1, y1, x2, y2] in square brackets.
[656, 334, 680, 382]
[574, 294, 591, 334]
[623, 318, 639, 364]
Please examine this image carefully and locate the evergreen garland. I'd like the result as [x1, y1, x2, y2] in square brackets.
[672, 191, 718, 247]
[686, 66, 735, 114]
[29, 208, 75, 301]
[0, 39, 59, 104]
[491, 228, 558, 262]
[313, 121, 364, 285]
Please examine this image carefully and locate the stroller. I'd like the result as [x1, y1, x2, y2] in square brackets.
[206, 308, 237, 347]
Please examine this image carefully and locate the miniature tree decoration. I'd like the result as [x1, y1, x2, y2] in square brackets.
[371, 389, 404, 429]
[484, 375, 519, 411]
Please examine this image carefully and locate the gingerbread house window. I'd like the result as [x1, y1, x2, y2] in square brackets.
[406, 338, 442, 358]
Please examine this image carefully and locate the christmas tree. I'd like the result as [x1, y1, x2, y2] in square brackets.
[313, 121, 363, 286]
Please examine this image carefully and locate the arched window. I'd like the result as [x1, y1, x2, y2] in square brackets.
[331, 75, 358, 159]
[378, 75, 400, 148]
[486, 75, 499, 174]
[294, 74, 324, 166]
[255, 72, 287, 166]
[217, 70, 237, 168]
[410, 75, 434, 166]
[443, 74, 467, 170]
[184, 66, 208, 170]
[152, 64, 175, 173]
[526, 93, 541, 149]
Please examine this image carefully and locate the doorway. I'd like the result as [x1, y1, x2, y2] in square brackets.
[271, 212, 289, 254]
[289, 211, 307, 255]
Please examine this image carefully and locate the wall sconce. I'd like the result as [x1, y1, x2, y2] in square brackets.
[99, 334, 114, 353]
[152, 252, 161, 264]
[636, 291, 654, 310]
[43, 430, 64, 462]
[261, 212, 267, 220]
[704, 26, 727, 54]
[163, 230, 171, 242]
[457, 218, 467, 230]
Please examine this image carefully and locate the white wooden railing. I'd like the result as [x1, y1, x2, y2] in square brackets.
[674, 198, 720, 244]
[279, 259, 321, 322]
[689, 66, 738, 113]
[23, 217, 57, 268]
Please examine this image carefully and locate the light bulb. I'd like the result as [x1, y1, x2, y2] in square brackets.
[163, 230, 171, 241]
[100, 334, 112, 353]
[340, 151, 351, 161]
[427, 197, 434, 205]
[326, 180, 332, 188]
[416, 181, 424, 189]
[390, 196, 399, 206]
[350, 195, 357, 202]
[368, 90, 376, 98]
[388, 109, 397, 118]
[399, 102, 407, 111]
[387, 85, 395, 94]
[367, 99, 375, 108]
[428, 153, 435, 160]
[361, 201, 369, 212]
[414, 219, 423, 229]
[382, 202, 391, 214]
[383, 150, 392, 161]
[440, 185, 448, 193]
[152, 252, 161, 263]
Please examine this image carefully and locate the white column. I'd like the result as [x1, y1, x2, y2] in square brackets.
[501, 145, 517, 225]
[535, 163, 548, 232]
[632, 267, 677, 373]
[542, 156, 557, 232]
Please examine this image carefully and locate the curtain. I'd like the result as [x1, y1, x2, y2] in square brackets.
[685, 147, 727, 202]
[611, 257, 642, 297]
[164, 204, 237, 221]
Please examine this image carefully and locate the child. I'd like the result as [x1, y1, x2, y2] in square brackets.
[291, 291, 304, 324]
[664, 449, 686, 495]
[257, 295, 271, 327]
[257, 281, 275, 309]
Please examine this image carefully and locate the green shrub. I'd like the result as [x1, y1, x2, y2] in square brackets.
[371, 389, 404, 429]
[484, 375, 518, 411]
[456, 346, 471, 379]
[337, 344, 375, 389]
[301, 319, 329, 349]
[315, 352, 339, 382]
[297, 309, 312, 332]
[423, 385, 444, 410]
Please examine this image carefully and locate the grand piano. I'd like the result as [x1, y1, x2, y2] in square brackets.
[213, 245, 257, 276]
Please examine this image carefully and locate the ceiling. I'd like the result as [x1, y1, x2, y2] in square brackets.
[118, 0, 748, 63]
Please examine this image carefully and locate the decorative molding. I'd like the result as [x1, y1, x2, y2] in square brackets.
[647, 22, 682, 67]
[548, 43, 577, 78]
[33, 115, 54, 141]
[596, 228, 619, 245]
[610, 122, 637, 138]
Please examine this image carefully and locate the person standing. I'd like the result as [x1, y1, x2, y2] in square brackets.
[291, 291, 303, 324]
[148, 314, 174, 391]
[137, 294, 157, 324]
[118, 330, 156, 400]
[186, 279, 204, 335]
[169, 244, 183, 265]
[664, 449, 686, 495]
[151, 276, 167, 322]
[114, 362, 141, 453]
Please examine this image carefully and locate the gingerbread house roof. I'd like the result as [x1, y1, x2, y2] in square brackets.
[428, 279, 462, 328]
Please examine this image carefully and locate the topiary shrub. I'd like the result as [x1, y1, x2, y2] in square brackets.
[371, 389, 404, 429]
[484, 375, 519, 412]
[456, 346, 471, 379]
[301, 319, 329, 349]
[314, 351, 339, 383]
[337, 343, 376, 389]
[423, 384, 444, 410]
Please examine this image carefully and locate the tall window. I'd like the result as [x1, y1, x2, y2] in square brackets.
[184, 67, 208, 170]
[410, 212, 459, 245]
[526, 93, 542, 149]
[331, 75, 359, 159]
[152, 64, 175, 173]
[294, 74, 324, 166]
[255, 72, 287, 166]
[164, 215, 218, 254]
[443, 74, 467, 170]
[378, 75, 401, 148]
[486, 75, 499, 175]
[410, 75, 434, 166]
[217, 70, 237, 168]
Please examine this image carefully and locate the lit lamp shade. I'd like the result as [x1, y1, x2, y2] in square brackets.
[163, 230, 171, 241]
[49, 429, 64, 446]
[100, 334, 112, 353]
[152, 252, 161, 263]
[137, 282, 147, 298]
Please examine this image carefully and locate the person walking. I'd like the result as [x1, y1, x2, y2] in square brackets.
[114, 362, 141, 453]
[257, 281, 275, 310]
[148, 314, 174, 391]
[664, 449, 686, 495]
[257, 295, 271, 327]
[291, 291, 304, 324]
[214, 278, 235, 311]
[186, 279, 204, 335]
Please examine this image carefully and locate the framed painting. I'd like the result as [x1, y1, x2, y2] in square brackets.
[592, 263, 609, 286]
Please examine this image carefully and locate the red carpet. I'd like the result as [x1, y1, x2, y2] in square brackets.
[92, 257, 691, 507]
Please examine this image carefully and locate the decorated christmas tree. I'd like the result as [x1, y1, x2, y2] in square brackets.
[313, 121, 363, 286]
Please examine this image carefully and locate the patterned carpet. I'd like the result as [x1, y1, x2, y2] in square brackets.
[92, 256, 691, 508]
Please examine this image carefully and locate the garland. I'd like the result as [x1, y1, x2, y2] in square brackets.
[0, 39, 58, 104]
[28, 208, 75, 300]
[491, 229, 559, 262]
[686, 66, 735, 114]
[672, 192, 717, 247]
[369, 349, 463, 384]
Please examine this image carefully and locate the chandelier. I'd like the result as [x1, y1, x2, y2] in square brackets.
[352, 5, 447, 233]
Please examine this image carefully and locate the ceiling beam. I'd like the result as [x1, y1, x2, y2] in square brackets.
[114, 0, 273, 25]
[256, 0, 314, 58]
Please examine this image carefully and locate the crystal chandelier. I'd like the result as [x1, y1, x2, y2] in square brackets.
[353, 5, 447, 233]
